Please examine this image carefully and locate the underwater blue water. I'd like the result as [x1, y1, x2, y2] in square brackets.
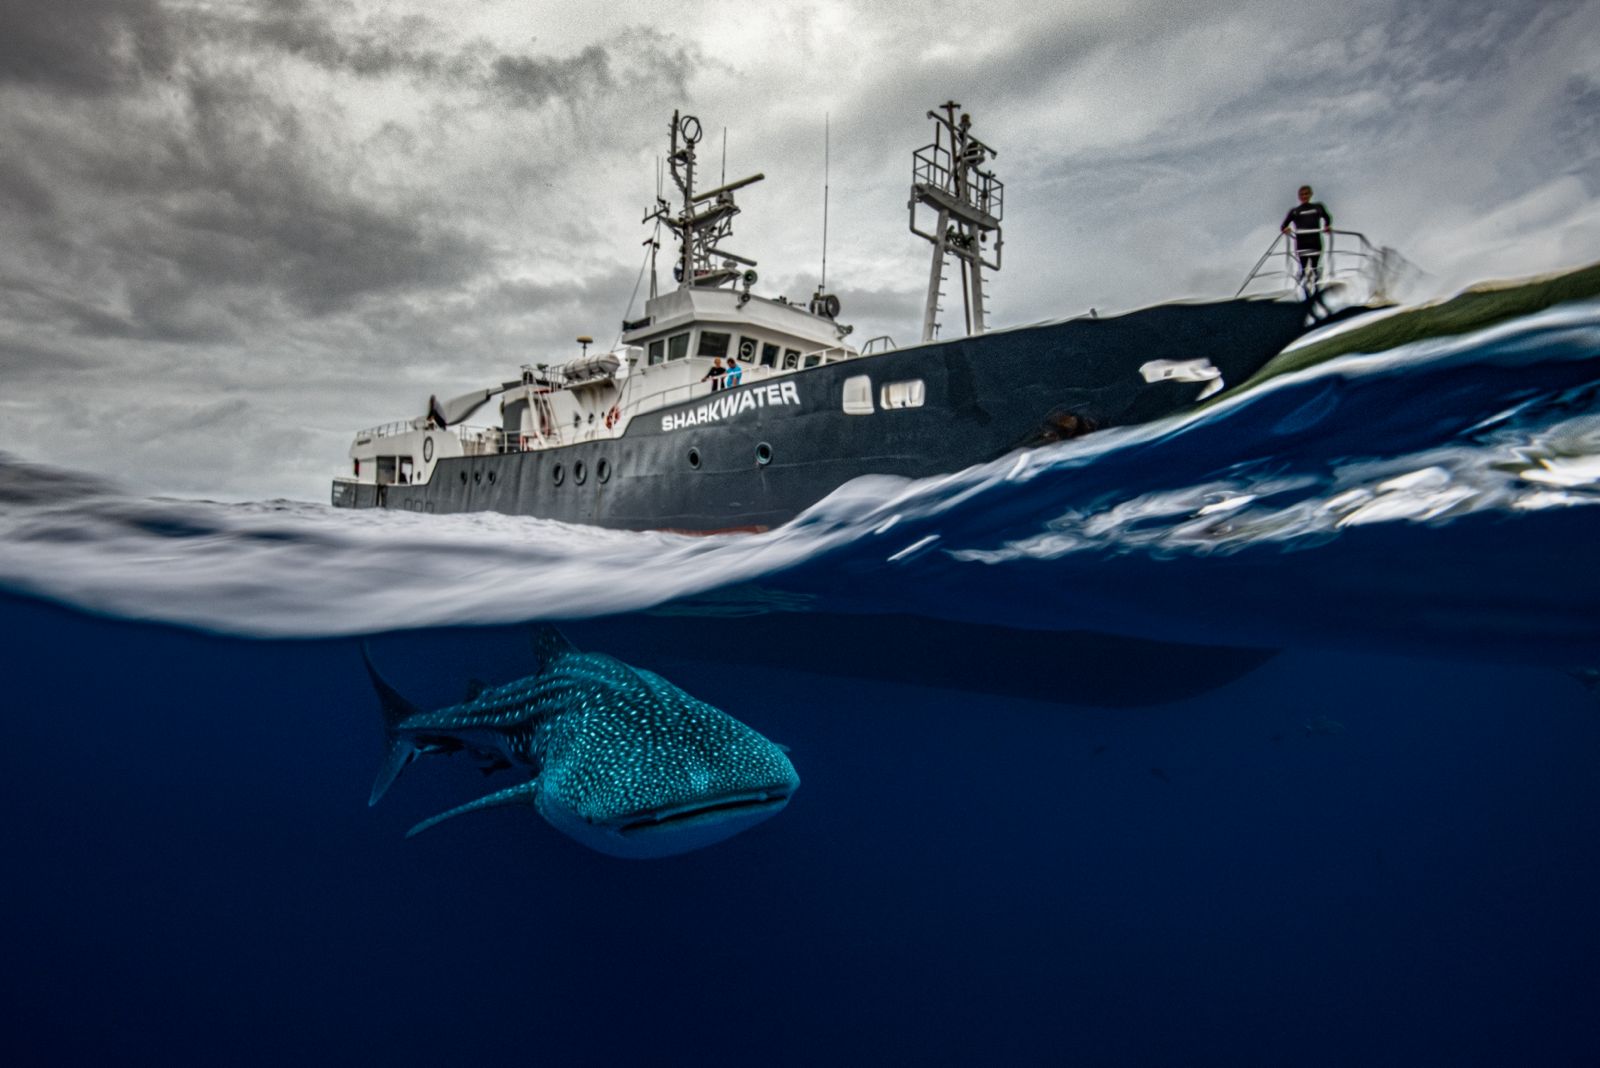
[3, 300, 1600, 1065]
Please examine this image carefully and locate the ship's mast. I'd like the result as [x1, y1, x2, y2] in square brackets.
[646, 111, 765, 293]
[909, 102, 1004, 342]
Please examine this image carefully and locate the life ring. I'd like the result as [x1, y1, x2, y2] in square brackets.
[604, 404, 621, 430]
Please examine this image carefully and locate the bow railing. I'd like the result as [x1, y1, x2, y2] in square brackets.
[1236, 228, 1388, 298]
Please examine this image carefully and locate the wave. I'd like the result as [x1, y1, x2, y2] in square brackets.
[1, 299, 1597, 656]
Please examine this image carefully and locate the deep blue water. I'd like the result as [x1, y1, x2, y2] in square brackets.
[3, 301, 1600, 1065]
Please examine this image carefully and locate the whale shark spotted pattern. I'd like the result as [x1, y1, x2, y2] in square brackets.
[363, 627, 799, 858]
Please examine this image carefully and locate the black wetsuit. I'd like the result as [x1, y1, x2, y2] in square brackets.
[1281, 201, 1333, 283]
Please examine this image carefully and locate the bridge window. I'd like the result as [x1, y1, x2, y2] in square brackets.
[842, 375, 874, 415]
[880, 379, 926, 409]
[761, 342, 779, 368]
[783, 348, 800, 369]
[667, 332, 689, 361]
[648, 339, 665, 366]
[736, 336, 758, 362]
[803, 353, 822, 369]
[698, 331, 731, 359]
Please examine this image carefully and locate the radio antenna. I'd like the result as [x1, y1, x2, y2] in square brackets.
[721, 127, 727, 186]
[821, 112, 830, 289]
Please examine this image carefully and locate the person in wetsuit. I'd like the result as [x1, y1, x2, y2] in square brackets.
[1281, 185, 1333, 289]
[702, 357, 726, 392]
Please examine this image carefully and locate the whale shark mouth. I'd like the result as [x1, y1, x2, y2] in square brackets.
[615, 789, 793, 835]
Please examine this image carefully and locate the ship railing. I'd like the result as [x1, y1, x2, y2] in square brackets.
[613, 345, 864, 424]
[451, 422, 590, 454]
[353, 418, 425, 441]
[1236, 228, 1388, 299]
[912, 143, 1004, 222]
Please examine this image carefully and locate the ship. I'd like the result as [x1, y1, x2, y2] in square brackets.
[332, 104, 1341, 533]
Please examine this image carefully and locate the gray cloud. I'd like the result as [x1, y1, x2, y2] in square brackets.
[0, 0, 173, 94]
[225, 0, 480, 82]
[0, 152, 55, 216]
[190, 1, 695, 112]
[489, 29, 693, 110]
[0, 332, 96, 373]
[0, 0, 1594, 502]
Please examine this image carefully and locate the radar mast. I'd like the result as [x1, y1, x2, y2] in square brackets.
[909, 103, 1004, 342]
[646, 111, 765, 294]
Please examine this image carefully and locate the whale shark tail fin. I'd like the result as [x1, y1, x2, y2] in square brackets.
[406, 779, 541, 838]
[361, 644, 423, 807]
[531, 625, 579, 670]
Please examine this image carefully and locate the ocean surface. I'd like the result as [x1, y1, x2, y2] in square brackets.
[3, 300, 1600, 1066]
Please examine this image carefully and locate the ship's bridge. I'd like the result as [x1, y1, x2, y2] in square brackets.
[622, 285, 858, 393]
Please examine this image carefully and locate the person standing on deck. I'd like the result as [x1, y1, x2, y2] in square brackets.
[1281, 185, 1333, 289]
[702, 358, 726, 392]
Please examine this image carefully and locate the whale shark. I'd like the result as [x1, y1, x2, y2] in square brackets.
[363, 627, 799, 858]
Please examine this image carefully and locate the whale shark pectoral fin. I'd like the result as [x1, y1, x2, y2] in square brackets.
[405, 779, 541, 839]
[531, 625, 579, 671]
[369, 737, 419, 807]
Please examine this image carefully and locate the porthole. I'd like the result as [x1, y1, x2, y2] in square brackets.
[574, 460, 587, 485]
[687, 447, 701, 469]
[597, 458, 612, 483]
[473, 470, 482, 484]
[487, 470, 496, 484]
[459, 471, 467, 484]
[755, 441, 773, 466]
[422, 436, 434, 462]
[553, 463, 565, 486]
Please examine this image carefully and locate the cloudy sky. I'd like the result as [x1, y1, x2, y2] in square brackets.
[2, 0, 1597, 501]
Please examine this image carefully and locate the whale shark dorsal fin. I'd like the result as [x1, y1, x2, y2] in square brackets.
[406, 779, 540, 839]
[531, 625, 579, 671]
[361, 643, 420, 729]
[464, 677, 489, 701]
[361, 643, 423, 808]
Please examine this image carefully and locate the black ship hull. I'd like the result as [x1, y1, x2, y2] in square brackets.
[333, 297, 1310, 532]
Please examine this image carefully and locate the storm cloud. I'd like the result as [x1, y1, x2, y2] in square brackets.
[0, 0, 1595, 500]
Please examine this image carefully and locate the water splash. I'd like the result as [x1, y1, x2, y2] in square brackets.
[0, 300, 1597, 654]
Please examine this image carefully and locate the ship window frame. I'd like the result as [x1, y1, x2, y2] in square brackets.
[648, 339, 665, 366]
[880, 378, 927, 409]
[667, 332, 690, 361]
[697, 330, 731, 359]
[842, 375, 875, 415]
[803, 353, 823, 369]
[760, 342, 780, 368]
[783, 349, 800, 370]
[735, 336, 758, 363]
